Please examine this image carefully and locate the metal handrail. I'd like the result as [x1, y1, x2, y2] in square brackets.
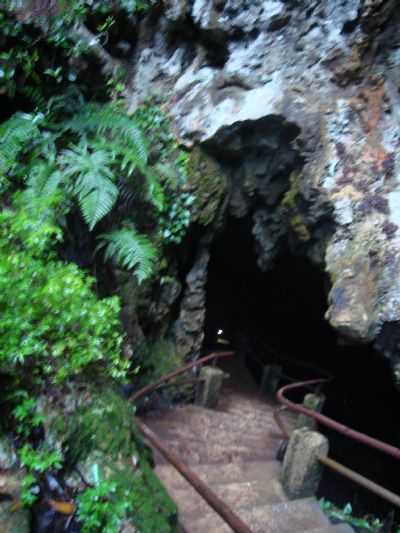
[276, 379, 400, 508]
[136, 418, 253, 533]
[277, 379, 400, 460]
[129, 350, 233, 403]
[318, 455, 400, 508]
[133, 351, 256, 533]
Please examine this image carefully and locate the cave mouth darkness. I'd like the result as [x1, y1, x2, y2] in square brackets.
[203, 216, 400, 521]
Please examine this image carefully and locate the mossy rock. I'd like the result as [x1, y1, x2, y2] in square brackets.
[282, 170, 301, 211]
[0, 501, 30, 533]
[186, 147, 227, 226]
[290, 214, 311, 241]
[43, 385, 177, 531]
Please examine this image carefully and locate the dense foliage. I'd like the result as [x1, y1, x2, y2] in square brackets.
[0, 195, 128, 386]
[0, 2, 189, 531]
[0, 0, 194, 533]
[0, 98, 162, 283]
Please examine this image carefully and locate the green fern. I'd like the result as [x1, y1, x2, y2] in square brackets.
[58, 143, 118, 230]
[0, 99, 164, 281]
[63, 102, 149, 168]
[98, 227, 157, 283]
[0, 113, 42, 176]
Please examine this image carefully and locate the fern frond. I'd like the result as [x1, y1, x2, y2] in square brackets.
[97, 227, 157, 283]
[0, 113, 42, 175]
[59, 143, 118, 229]
[26, 162, 63, 197]
[62, 102, 148, 167]
[142, 167, 165, 211]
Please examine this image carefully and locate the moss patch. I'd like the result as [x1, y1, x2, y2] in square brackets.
[186, 147, 227, 226]
[282, 171, 311, 242]
[290, 214, 311, 241]
[44, 385, 177, 532]
[282, 171, 301, 211]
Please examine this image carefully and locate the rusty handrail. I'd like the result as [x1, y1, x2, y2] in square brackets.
[135, 418, 253, 533]
[277, 379, 400, 461]
[129, 351, 234, 403]
[318, 455, 400, 508]
[133, 350, 255, 531]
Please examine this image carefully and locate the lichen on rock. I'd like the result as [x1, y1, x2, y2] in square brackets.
[185, 147, 228, 227]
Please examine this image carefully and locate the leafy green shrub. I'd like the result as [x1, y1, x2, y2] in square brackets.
[1, 0, 152, 102]
[77, 461, 177, 533]
[0, 195, 128, 386]
[77, 478, 130, 533]
[19, 444, 63, 505]
[64, 389, 177, 532]
[134, 102, 195, 244]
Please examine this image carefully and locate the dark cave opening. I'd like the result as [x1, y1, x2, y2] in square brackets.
[203, 216, 400, 520]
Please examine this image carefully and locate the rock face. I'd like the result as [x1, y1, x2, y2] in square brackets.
[174, 247, 210, 359]
[128, 1, 400, 377]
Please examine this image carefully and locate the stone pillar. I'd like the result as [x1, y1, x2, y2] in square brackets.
[296, 393, 326, 431]
[281, 428, 329, 500]
[260, 364, 282, 397]
[195, 366, 225, 408]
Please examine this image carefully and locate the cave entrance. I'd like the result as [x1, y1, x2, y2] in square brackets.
[203, 216, 400, 521]
[204, 215, 334, 368]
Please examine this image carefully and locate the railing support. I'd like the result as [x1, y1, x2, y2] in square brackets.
[277, 379, 400, 461]
[195, 366, 225, 408]
[281, 428, 329, 500]
[296, 392, 326, 431]
[130, 351, 233, 403]
[260, 364, 282, 397]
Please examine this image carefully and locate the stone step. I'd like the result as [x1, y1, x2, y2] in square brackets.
[181, 497, 330, 533]
[144, 404, 281, 431]
[308, 525, 355, 533]
[174, 478, 287, 521]
[147, 420, 279, 449]
[156, 459, 282, 489]
[151, 436, 277, 465]
[147, 413, 278, 438]
[217, 401, 296, 423]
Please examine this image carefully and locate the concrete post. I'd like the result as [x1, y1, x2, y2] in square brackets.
[296, 393, 326, 431]
[195, 366, 225, 408]
[260, 365, 282, 397]
[281, 427, 329, 500]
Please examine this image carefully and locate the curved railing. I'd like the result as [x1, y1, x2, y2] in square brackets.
[277, 379, 400, 460]
[276, 379, 400, 508]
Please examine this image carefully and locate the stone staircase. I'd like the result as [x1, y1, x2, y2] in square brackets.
[142, 362, 354, 533]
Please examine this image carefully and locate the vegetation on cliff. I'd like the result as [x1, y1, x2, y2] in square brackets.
[0, 1, 191, 531]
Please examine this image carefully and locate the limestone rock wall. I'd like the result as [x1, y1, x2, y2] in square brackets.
[127, 1, 400, 378]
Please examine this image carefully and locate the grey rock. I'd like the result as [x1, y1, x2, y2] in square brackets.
[174, 248, 210, 360]
[123, 0, 400, 376]
[0, 437, 17, 470]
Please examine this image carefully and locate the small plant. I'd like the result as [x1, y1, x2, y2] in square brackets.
[319, 499, 383, 531]
[12, 393, 44, 438]
[19, 443, 62, 506]
[134, 102, 195, 244]
[77, 475, 129, 533]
